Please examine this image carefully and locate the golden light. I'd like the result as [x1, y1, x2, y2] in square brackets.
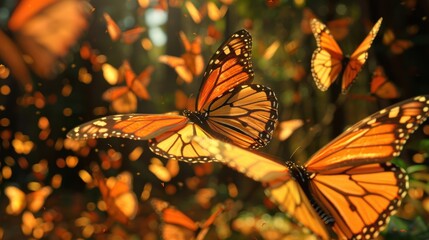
[27, 181, 42, 191]
[62, 108, 73, 117]
[102, 63, 119, 85]
[2, 166, 12, 179]
[51, 174, 62, 189]
[0, 64, 10, 79]
[65, 156, 79, 168]
[0, 85, 11, 95]
[140, 182, 152, 201]
[61, 84, 72, 97]
[129, 146, 143, 161]
[79, 170, 93, 184]
[412, 153, 426, 163]
[141, 38, 153, 50]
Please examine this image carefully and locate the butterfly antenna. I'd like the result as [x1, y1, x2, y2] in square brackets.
[289, 146, 301, 161]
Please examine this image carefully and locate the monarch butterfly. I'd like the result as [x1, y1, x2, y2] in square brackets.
[103, 12, 145, 45]
[0, 0, 92, 90]
[159, 31, 204, 84]
[311, 18, 383, 93]
[274, 119, 304, 141]
[102, 62, 154, 113]
[193, 95, 429, 239]
[67, 29, 279, 163]
[370, 66, 400, 100]
[92, 165, 138, 225]
[151, 198, 224, 240]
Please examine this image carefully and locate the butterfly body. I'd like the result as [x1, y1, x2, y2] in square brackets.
[283, 161, 336, 227]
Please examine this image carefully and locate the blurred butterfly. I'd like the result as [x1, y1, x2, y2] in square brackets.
[5, 185, 52, 215]
[262, 40, 281, 60]
[0, 0, 92, 91]
[207, 2, 228, 22]
[383, 28, 413, 55]
[151, 198, 224, 240]
[184, 1, 207, 24]
[149, 157, 180, 182]
[311, 18, 383, 93]
[92, 165, 138, 224]
[193, 95, 429, 239]
[159, 31, 204, 84]
[103, 62, 154, 113]
[274, 119, 304, 141]
[103, 12, 145, 45]
[370, 66, 400, 99]
[68, 29, 279, 163]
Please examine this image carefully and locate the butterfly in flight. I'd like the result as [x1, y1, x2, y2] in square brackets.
[103, 12, 145, 45]
[194, 95, 429, 239]
[92, 165, 138, 225]
[370, 66, 400, 100]
[67, 29, 279, 163]
[0, 0, 92, 91]
[151, 198, 224, 240]
[311, 18, 383, 94]
[102, 61, 154, 113]
[159, 31, 204, 84]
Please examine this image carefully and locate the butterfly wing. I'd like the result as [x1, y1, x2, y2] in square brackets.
[202, 84, 278, 149]
[305, 95, 429, 239]
[196, 29, 254, 111]
[310, 18, 344, 91]
[9, 0, 92, 79]
[342, 18, 383, 93]
[159, 55, 193, 83]
[370, 66, 400, 99]
[306, 95, 429, 171]
[149, 122, 216, 162]
[192, 136, 331, 239]
[67, 113, 188, 140]
[309, 162, 407, 239]
[92, 166, 137, 224]
[151, 198, 199, 239]
[126, 65, 154, 100]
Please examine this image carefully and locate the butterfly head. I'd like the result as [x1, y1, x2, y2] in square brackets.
[183, 109, 208, 125]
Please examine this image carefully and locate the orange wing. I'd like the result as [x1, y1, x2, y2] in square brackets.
[149, 122, 216, 162]
[304, 95, 429, 239]
[342, 18, 383, 93]
[310, 18, 344, 91]
[92, 166, 138, 224]
[196, 29, 254, 111]
[159, 31, 203, 84]
[192, 137, 332, 239]
[309, 162, 407, 239]
[125, 65, 154, 100]
[67, 113, 189, 140]
[8, 0, 93, 79]
[202, 84, 278, 149]
[151, 198, 223, 240]
[306, 95, 429, 172]
[370, 66, 400, 99]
